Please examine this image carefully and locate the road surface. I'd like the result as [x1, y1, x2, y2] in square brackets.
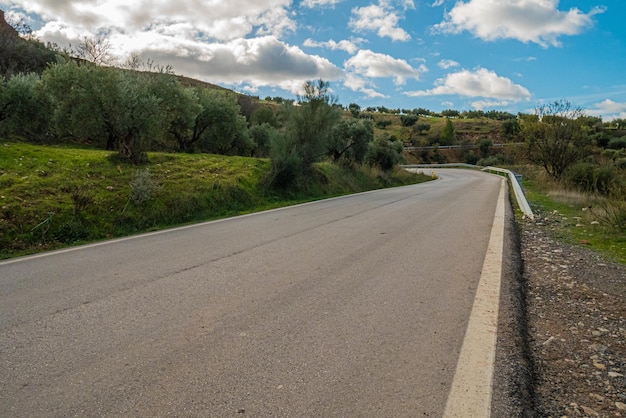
[0, 169, 508, 417]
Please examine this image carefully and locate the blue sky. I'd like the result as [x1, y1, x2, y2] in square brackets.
[2, 0, 625, 119]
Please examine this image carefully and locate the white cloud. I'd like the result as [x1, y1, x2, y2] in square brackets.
[438, 59, 459, 69]
[98, 33, 343, 93]
[433, 0, 605, 47]
[9, 0, 353, 95]
[344, 74, 387, 99]
[12, 0, 296, 41]
[471, 100, 512, 110]
[588, 99, 626, 121]
[404, 68, 531, 102]
[345, 49, 426, 85]
[303, 38, 363, 54]
[431, 0, 445, 6]
[349, 3, 411, 41]
[301, 0, 344, 7]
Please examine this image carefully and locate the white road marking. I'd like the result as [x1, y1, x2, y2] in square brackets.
[443, 178, 506, 417]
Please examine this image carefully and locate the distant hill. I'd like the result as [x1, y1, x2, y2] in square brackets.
[0, 9, 18, 37]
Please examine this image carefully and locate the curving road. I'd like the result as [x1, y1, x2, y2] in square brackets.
[0, 169, 508, 417]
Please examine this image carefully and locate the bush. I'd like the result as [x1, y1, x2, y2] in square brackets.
[608, 137, 626, 150]
[366, 136, 405, 171]
[375, 120, 392, 129]
[464, 151, 479, 165]
[566, 162, 623, 195]
[267, 134, 306, 190]
[249, 123, 279, 157]
[477, 154, 511, 167]
[400, 114, 418, 127]
[566, 162, 596, 193]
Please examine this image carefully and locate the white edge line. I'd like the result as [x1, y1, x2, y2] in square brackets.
[443, 178, 506, 417]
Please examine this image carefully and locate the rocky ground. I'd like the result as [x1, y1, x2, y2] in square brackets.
[521, 211, 626, 417]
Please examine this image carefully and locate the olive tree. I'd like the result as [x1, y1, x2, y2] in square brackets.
[523, 100, 590, 180]
[268, 79, 342, 189]
[327, 118, 374, 164]
[42, 62, 163, 163]
[0, 73, 51, 140]
[281, 79, 342, 166]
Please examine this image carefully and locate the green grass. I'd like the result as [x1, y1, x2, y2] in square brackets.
[513, 165, 626, 264]
[0, 142, 431, 259]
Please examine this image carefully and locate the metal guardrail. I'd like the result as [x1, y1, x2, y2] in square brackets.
[402, 164, 535, 220]
[480, 166, 534, 220]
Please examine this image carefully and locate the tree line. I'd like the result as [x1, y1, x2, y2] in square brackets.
[1, 28, 625, 200]
[0, 32, 408, 191]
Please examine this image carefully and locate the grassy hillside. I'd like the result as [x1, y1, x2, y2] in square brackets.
[0, 142, 430, 259]
[512, 164, 626, 264]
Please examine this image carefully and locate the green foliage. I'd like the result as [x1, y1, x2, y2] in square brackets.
[42, 62, 163, 163]
[129, 169, 159, 205]
[249, 123, 280, 158]
[376, 120, 392, 129]
[522, 100, 590, 180]
[327, 118, 374, 164]
[279, 79, 342, 168]
[414, 123, 430, 135]
[500, 118, 521, 140]
[441, 109, 460, 117]
[432, 144, 447, 164]
[464, 151, 479, 165]
[0, 32, 58, 78]
[193, 90, 252, 155]
[566, 162, 624, 196]
[608, 137, 626, 150]
[439, 118, 456, 146]
[400, 114, 418, 127]
[0, 73, 52, 140]
[366, 134, 405, 171]
[478, 137, 493, 158]
[477, 154, 512, 167]
[267, 133, 306, 190]
[250, 106, 278, 127]
[348, 103, 361, 118]
[515, 165, 626, 263]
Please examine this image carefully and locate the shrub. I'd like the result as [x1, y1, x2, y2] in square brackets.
[608, 137, 626, 150]
[566, 162, 597, 193]
[464, 151, 479, 165]
[477, 154, 511, 167]
[400, 114, 418, 127]
[366, 135, 405, 171]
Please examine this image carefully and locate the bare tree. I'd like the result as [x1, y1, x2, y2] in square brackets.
[76, 36, 113, 65]
[123, 52, 143, 70]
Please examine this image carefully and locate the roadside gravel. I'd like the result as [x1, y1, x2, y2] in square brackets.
[521, 211, 626, 417]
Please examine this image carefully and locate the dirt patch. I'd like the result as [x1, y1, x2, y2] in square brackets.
[521, 211, 626, 417]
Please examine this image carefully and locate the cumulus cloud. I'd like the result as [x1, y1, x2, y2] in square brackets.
[433, 0, 605, 47]
[12, 0, 296, 41]
[303, 38, 363, 54]
[345, 49, 426, 85]
[349, 3, 411, 41]
[301, 0, 344, 7]
[104, 34, 343, 93]
[438, 59, 460, 69]
[404, 68, 531, 102]
[589, 99, 626, 121]
[344, 74, 387, 99]
[6, 0, 355, 95]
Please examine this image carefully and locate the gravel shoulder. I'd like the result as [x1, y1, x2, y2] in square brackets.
[521, 211, 626, 417]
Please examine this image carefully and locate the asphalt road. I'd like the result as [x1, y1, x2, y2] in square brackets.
[0, 169, 507, 417]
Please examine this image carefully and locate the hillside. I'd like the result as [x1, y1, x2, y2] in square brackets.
[0, 142, 430, 259]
